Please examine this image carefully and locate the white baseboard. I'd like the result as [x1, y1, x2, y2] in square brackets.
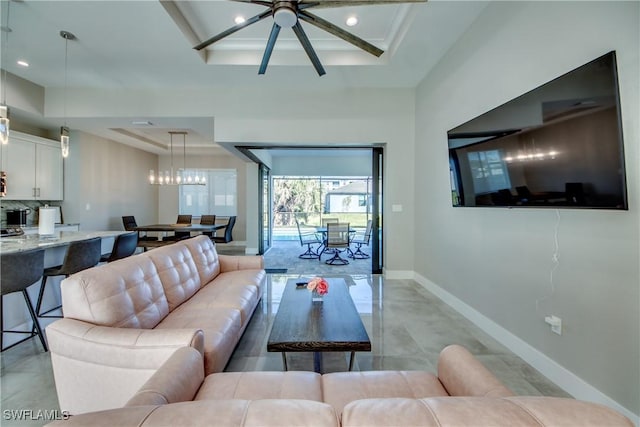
[413, 272, 639, 425]
[383, 269, 414, 280]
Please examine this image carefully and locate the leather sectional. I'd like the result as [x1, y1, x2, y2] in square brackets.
[46, 235, 265, 415]
[47, 344, 633, 426]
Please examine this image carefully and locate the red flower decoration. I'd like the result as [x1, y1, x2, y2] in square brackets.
[307, 277, 329, 296]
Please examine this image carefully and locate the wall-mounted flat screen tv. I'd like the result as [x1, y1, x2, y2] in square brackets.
[448, 51, 627, 210]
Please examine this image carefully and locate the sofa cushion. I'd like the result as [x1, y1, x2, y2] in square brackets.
[195, 371, 323, 402]
[322, 371, 448, 415]
[182, 235, 221, 285]
[62, 255, 169, 329]
[341, 397, 634, 427]
[155, 307, 242, 374]
[180, 280, 259, 324]
[47, 400, 340, 427]
[146, 242, 201, 311]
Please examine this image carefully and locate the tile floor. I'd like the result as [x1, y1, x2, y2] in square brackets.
[0, 243, 569, 426]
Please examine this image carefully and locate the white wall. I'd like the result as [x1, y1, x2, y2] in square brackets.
[62, 130, 158, 230]
[414, 1, 639, 419]
[49, 87, 416, 271]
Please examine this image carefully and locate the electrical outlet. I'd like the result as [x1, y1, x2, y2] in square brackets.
[544, 315, 562, 335]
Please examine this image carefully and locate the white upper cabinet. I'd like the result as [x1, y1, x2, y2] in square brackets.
[1, 131, 64, 200]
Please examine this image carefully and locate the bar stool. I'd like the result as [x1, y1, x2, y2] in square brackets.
[99, 232, 138, 263]
[1, 248, 48, 352]
[36, 237, 102, 318]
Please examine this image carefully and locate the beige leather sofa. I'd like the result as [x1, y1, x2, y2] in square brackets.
[46, 235, 265, 415]
[47, 345, 633, 426]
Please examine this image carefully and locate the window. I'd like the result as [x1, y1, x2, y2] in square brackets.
[179, 169, 237, 217]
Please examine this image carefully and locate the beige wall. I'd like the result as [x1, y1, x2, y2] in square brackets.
[62, 130, 158, 231]
[414, 1, 639, 418]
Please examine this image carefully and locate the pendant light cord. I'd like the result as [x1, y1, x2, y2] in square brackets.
[63, 33, 69, 127]
[1, 0, 11, 106]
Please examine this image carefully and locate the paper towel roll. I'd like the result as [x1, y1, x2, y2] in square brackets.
[39, 207, 57, 235]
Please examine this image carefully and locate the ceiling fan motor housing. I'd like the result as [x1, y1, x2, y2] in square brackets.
[273, 1, 297, 28]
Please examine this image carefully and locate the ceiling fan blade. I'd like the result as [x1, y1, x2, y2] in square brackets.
[228, 0, 273, 6]
[259, 23, 281, 75]
[298, 10, 383, 57]
[299, 0, 426, 9]
[292, 22, 326, 76]
[194, 9, 272, 51]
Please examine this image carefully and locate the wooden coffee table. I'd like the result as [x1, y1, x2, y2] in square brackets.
[267, 278, 371, 373]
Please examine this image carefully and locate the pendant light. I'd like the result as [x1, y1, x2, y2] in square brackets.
[60, 30, 75, 158]
[149, 131, 205, 186]
[0, 1, 13, 145]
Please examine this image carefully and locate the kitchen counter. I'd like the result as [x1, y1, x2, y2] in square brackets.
[0, 230, 126, 254]
[19, 223, 81, 234]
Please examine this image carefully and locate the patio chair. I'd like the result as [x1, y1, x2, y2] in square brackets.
[295, 219, 321, 259]
[349, 219, 373, 259]
[322, 222, 350, 265]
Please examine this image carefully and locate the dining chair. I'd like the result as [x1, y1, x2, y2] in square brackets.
[1, 248, 48, 352]
[213, 216, 236, 244]
[165, 214, 193, 241]
[200, 215, 217, 238]
[100, 232, 138, 263]
[295, 218, 321, 259]
[323, 222, 350, 265]
[349, 219, 373, 259]
[36, 237, 102, 318]
[121, 215, 158, 243]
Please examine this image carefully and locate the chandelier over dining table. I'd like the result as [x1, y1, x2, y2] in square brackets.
[149, 131, 206, 186]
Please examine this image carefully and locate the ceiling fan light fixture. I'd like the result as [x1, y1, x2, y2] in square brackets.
[274, 8, 297, 28]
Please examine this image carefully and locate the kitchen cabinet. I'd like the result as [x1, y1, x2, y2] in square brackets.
[1, 131, 64, 200]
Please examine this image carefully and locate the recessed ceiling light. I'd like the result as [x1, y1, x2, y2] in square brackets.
[346, 16, 358, 27]
[17, 60, 29, 67]
[131, 121, 153, 126]
[235, 16, 246, 25]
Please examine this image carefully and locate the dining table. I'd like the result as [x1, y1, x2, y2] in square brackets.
[133, 223, 226, 241]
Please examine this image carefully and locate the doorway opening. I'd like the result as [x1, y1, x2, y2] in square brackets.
[239, 146, 384, 274]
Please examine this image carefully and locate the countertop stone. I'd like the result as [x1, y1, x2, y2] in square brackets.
[0, 230, 126, 254]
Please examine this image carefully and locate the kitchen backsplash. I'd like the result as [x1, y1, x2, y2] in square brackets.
[0, 200, 64, 227]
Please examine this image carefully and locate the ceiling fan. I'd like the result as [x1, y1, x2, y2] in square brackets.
[194, 0, 425, 76]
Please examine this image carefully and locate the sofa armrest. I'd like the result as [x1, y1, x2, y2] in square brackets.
[46, 319, 205, 415]
[126, 347, 204, 407]
[219, 254, 264, 272]
[437, 344, 513, 397]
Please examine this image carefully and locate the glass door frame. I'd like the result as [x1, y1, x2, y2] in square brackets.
[258, 163, 272, 255]
[371, 147, 383, 274]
